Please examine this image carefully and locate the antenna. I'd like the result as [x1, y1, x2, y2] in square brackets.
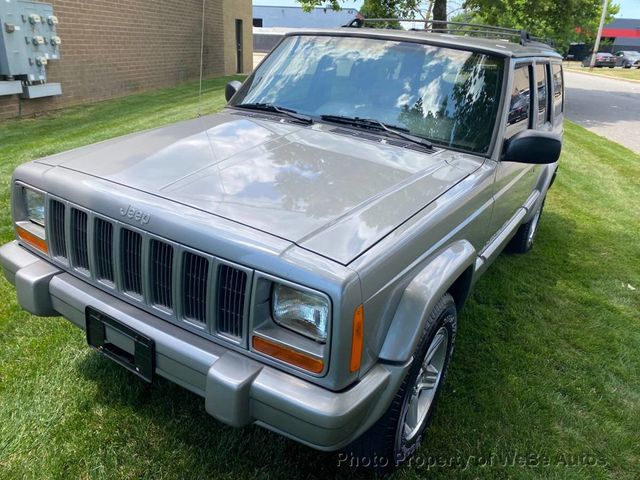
[197, 0, 206, 117]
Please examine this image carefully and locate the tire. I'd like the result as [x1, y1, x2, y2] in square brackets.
[344, 293, 457, 472]
[506, 198, 545, 254]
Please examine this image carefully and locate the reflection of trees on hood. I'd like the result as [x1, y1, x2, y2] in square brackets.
[270, 143, 406, 220]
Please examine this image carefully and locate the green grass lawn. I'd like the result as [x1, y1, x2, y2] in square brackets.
[564, 61, 640, 82]
[1, 78, 639, 479]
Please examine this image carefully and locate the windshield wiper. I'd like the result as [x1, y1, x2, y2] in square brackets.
[235, 103, 313, 125]
[320, 115, 433, 150]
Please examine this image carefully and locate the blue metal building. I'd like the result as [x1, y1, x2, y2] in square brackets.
[252, 6, 358, 28]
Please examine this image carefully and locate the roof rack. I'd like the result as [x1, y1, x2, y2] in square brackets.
[343, 18, 553, 47]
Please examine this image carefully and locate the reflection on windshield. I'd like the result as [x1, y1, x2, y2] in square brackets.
[231, 35, 505, 154]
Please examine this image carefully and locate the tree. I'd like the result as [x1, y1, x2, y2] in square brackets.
[432, 0, 447, 22]
[296, 0, 448, 22]
[461, 0, 620, 49]
[358, 0, 420, 27]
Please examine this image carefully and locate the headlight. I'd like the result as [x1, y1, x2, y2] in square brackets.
[24, 187, 45, 226]
[272, 284, 329, 343]
[15, 185, 47, 254]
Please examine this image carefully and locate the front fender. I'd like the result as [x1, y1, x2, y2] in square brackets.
[378, 240, 476, 363]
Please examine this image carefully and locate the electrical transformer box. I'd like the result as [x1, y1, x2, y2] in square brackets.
[0, 0, 60, 82]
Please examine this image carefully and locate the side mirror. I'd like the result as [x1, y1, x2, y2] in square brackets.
[225, 81, 242, 102]
[503, 130, 562, 164]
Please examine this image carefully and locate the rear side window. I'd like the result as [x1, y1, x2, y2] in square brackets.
[535, 64, 549, 127]
[552, 64, 564, 116]
[506, 65, 532, 139]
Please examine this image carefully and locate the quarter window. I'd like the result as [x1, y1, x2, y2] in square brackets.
[506, 65, 532, 139]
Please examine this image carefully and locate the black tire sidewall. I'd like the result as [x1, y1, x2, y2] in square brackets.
[393, 295, 457, 466]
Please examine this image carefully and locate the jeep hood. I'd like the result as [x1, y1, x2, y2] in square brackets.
[38, 111, 481, 264]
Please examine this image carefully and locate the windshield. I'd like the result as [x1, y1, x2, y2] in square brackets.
[231, 35, 505, 154]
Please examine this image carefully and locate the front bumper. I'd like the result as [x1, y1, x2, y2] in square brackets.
[1, 241, 406, 451]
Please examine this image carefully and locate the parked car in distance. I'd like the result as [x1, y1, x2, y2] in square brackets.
[614, 50, 640, 68]
[1, 22, 564, 470]
[582, 52, 617, 68]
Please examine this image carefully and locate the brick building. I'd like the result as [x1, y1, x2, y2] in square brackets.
[0, 0, 253, 119]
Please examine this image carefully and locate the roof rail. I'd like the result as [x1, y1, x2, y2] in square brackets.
[342, 18, 553, 47]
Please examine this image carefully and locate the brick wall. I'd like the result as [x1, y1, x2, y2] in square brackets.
[0, 0, 252, 119]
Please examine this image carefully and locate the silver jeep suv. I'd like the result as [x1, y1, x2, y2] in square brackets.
[1, 22, 563, 468]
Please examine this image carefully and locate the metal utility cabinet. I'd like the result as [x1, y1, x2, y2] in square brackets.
[0, 0, 61, 98]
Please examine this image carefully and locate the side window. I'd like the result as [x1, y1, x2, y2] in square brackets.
[535, 64, 549, 127]
[552, 63, 564, 117]
[506, 64, 532, 139]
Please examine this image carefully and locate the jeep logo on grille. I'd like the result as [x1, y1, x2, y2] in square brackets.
[120, 205, 150, 225]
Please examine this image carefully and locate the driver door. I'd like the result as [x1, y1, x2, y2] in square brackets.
[490, 61, 546, 234]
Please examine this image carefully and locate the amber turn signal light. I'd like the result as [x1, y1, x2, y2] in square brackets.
[252, 336, 324, 374]
[16, 226, 48, 254]
[350, 304, 364, 373]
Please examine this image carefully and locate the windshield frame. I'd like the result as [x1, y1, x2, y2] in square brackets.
[230, 32, 510, 158]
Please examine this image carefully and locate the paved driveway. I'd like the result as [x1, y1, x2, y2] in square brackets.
[565, 71, 640, 153]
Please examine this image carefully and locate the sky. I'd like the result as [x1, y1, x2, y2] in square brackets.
[252, 0, 640, 19]
[617, 0, 640, 18]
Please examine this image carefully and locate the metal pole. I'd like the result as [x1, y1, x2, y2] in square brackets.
[589, 0, 608, 70]
[197, 0, 206, 117]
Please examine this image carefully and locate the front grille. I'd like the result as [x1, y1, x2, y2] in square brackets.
[47, 198, 250, 344]
[217, 265, 248, 339]
[121, 229, 143, 296]
[49, 200, 67, 258]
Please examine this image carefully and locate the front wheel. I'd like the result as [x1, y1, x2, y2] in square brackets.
[344, 293, 457, 471]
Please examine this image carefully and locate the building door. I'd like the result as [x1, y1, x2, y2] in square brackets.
[235, 19, 243, 74]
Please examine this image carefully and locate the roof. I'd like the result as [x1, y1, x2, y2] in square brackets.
[282, 28, 562, 59]
[253, 5, 359, 13]
[606, 18, 640, 29]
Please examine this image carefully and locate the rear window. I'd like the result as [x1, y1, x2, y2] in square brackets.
[535, 64, 549, 127]
[551, 64, 563, 116]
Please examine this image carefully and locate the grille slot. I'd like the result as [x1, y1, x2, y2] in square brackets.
[94, 218, 114, 283]
[150, 240, 174, 310]
[70, 208, 89, 271]
[217, 265, 248, 339]
[121, 229, 143, 296]
[182, 252, 209, 324]
[49, 199, 67, 258]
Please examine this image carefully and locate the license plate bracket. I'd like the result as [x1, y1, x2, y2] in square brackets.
[86, 307, 155, 383]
